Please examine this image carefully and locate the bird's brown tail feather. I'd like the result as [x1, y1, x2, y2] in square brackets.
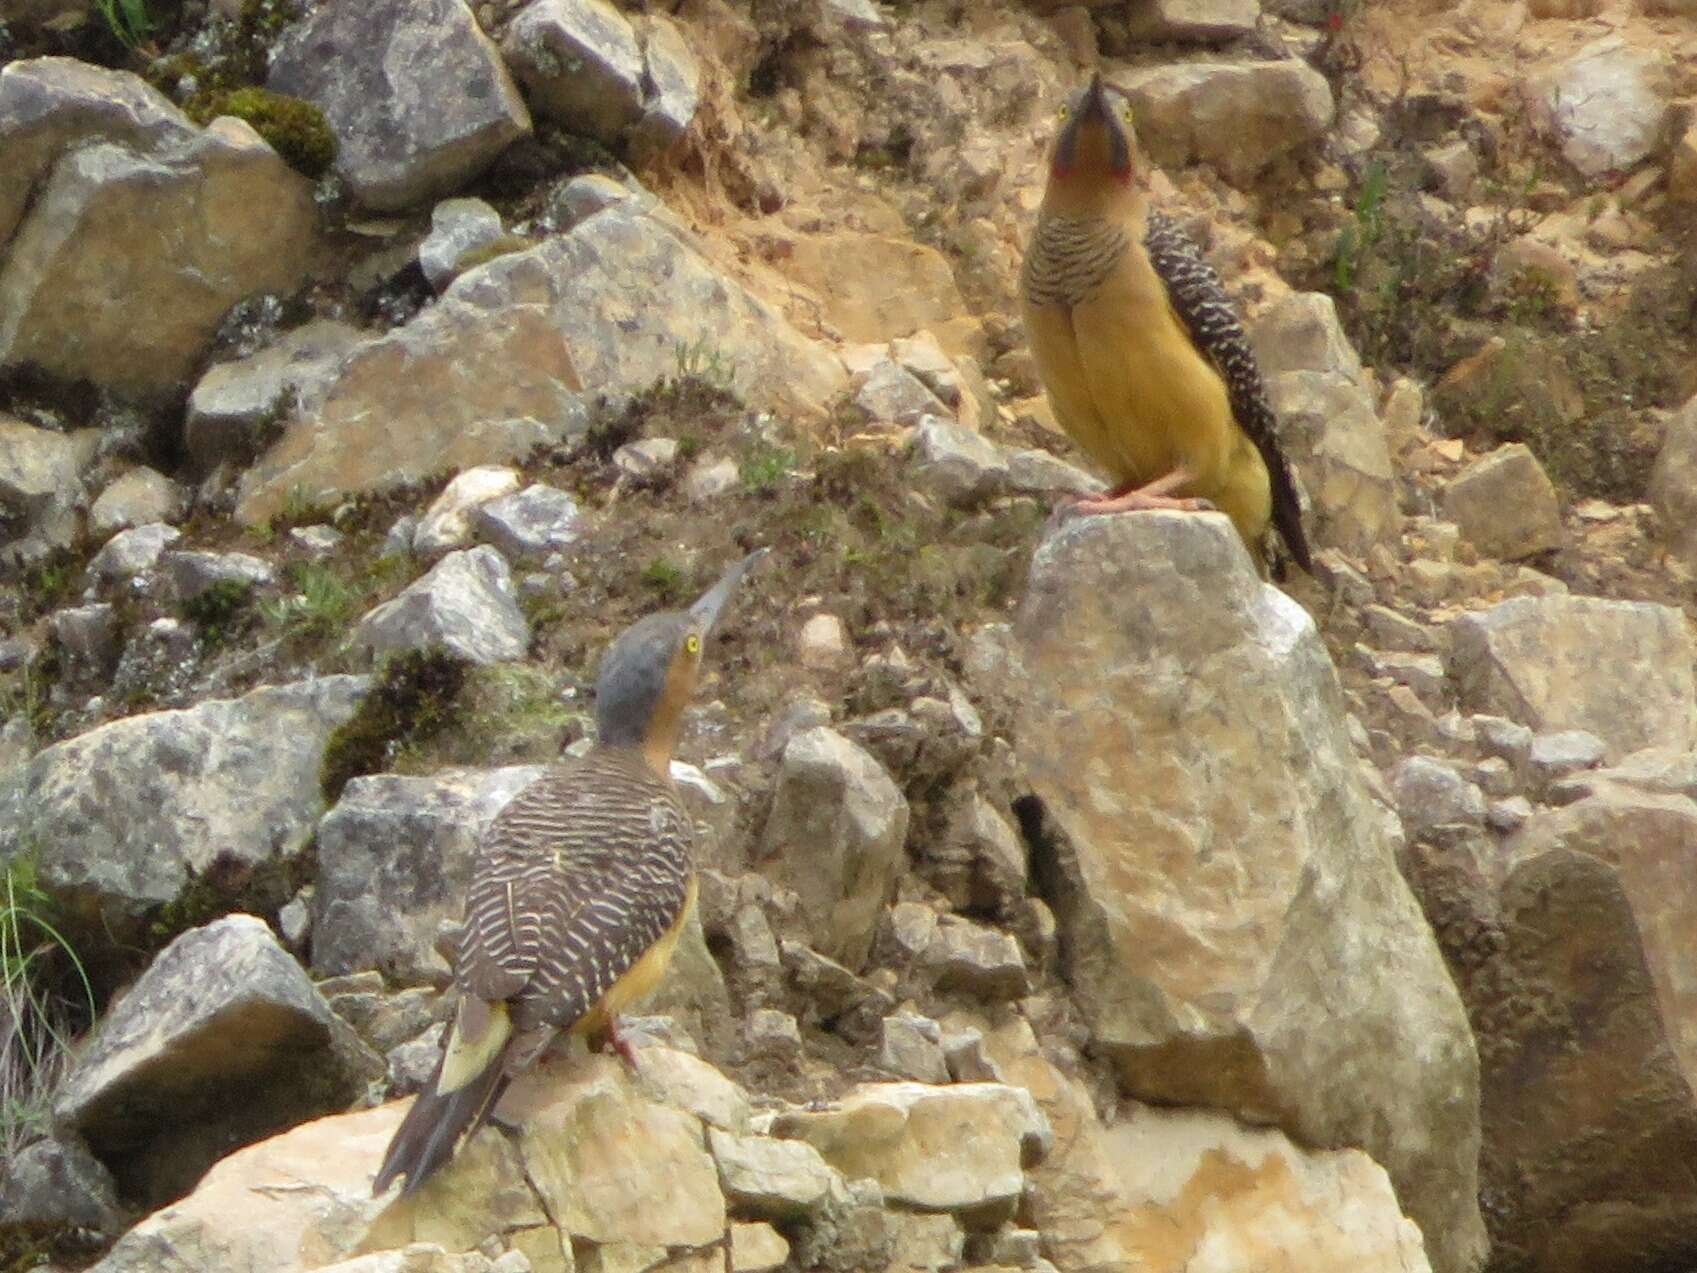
[371, 1046, 511, 1198]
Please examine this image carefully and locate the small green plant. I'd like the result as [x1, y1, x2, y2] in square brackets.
[1, 858, 94, 1162]
[260, 562, 357, 640]
[1332, 158, 1388, 293]
[672, 337, 736, 393]
[740, 443, 796, 494]
[640, 556, 685, 602]
[96, 0, 152, 45]
[179, 579, 256, 650]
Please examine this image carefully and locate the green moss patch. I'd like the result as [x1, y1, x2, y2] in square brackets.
[189, 87, 335, 178]
[319, 648, 470, 803]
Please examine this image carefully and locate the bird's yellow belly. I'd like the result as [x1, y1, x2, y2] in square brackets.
[572, 875, 698, 1039]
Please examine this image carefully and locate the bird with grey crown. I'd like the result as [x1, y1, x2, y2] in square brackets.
[373, 549, 767, 1197]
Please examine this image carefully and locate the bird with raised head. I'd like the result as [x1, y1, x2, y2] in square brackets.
[371, 548, 768, 1198]
[1020, 72, 1312, 576]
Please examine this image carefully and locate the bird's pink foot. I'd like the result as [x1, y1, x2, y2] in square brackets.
[606, 1016, 641, 1070]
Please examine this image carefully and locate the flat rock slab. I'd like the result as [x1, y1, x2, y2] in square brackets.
[1013, 512, 1485, 1273]
[312, 765, 545, 982]
[0, 676, 368, 948]
[0, 59, 316, 399]
[268, 0, 530, 211]
[55, 915, 378, 1207]
[1448, 594, 1697, 755]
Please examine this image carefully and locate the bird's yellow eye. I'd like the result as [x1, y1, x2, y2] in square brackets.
[685, 634, 701, 655]
[1057, 103, 1070, 120]
[1118, 101, 1134, 124]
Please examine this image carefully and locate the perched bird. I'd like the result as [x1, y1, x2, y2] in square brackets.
[372, 549, 768, 1197]
[1020, 73, 1312, 575]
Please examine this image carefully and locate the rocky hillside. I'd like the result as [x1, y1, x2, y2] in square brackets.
[2, 0, 1697, 1271]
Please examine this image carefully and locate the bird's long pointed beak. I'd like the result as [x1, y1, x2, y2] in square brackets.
[1081, 72, 1110, 121]
[689, 548, 769, 635]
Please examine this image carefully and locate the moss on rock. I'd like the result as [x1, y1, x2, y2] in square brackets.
[319, 647, 469, 804]
[190, 87, 336, 178]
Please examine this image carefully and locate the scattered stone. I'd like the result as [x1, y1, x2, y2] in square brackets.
[1449, 596, 1697, 755]
[0, 59, 318, 399]
[160, 549, 276, 603]
[1443, 443, 1562, 561]
[628, 16, 701, 159]
[0, 416, 91, 550]
[55, 915, 378, 1206]
[708, 1127, 845, 1219]
[759, 726, 909, 969]
[1123, 0, 1258, 40]
[50, 602, 120, 679]
[798, 613, 851, 671]
[633, 1045, 751, 1134]
[1489, 796, 1534, 833]
[1527, 729, 1608, 791]
[1475, 715, 1534, 772]
[1466, 756, 1517, 800]
[1527, 36, 1671, 178]
[1391, 755, 1487, 837]
[0, 1133, 126, 1234]
[1648, 394, 1697, 574]
[420, 197, 508, 292]
[0, 676, 368, 947]
[88, 522, 181, 585]
[856, 358, 950, 425]
[682, 455, 740, 502]
[730, 1222, 790, 1273]
[1423, 139, 1479, 202]
[1117, 60, 1333, 183]
[1364, 650, 1448, 704]
[878, 1011, 949, 1083]
[415, 466, 523, 557]
[747, 1008, 802, 1058]
[908, 416, 1010, 507]
[385, 515, 420, 559]
[290, 524, 345, 558]
[882, 901, 941, 965]
[474, 484, 582, 559]
[502, 0, 645, 143]
[543, 172, 657, 231]
[312, 765, 540, 980]
[268, 0, 530, 211]
[1250, 290, 1364, 385]
[1264, 371, 1400, 554]
[927, 918, 1030, 1000]
[771, 1082, 1050, 1223]
[1013, 513, 1486, 1273]
[1004, 448, 1103, 498]
[354, 545, 530, 665]
[613, 437, 678, 480]
[88, 467, 182, 536]
[886, 1212, 965, 1271]
[186, 320, 363, 471]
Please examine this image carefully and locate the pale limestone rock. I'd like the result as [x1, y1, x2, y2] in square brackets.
[0, 60, 317, 399]
[730, 1223, 789, 1273]
[1448, 595, 1697, 755]
[1527, 729, 1607, 789]
[707, 1127, 845, 1219]
[759, 726, 909, 968]
[0, 1134, 125, 1234]
[502, 0, 645, 141]
[55, 915, 378, 1206]
[1443, 443, 1562, 560]
[783, 232, 972, 352]
[612, 437, 677, 479]
[770, 1082, 1051, 1222]
[1005, 448, 1103, 498]
[88, 467, 182, 536]
[50, 602, 119, 679]
[420, 198, 508, 292]
[1391, 755, 1487, 837]
[682, 455, 739, 502]
[1117, 61, 1333, 184]
[927, 917, 1030, 1000]
[268, 0, 530, 211]
[353, 546, 530, 665]
[1648, 394, 1697, 573]
[186, 320, 363, 471]
[292, 524, 346, 558]
[508, 1056, 726, 1248]
[908, 416, 1010, 507]
[856, 357, 950, 425]
[1263, 371, 1400, 554]
[0, 676, 367, 944]
[313, 766, 546, 981]
[1475, 847, 1697, 1273]
[887, 1212, 964, 1271]
[798, 612, 851, 671]
[89, 1102, 543, 1272]
[310, 1246, 495, 1273]
[1099, 1105, 1433, 1273]
[878, 1011, 949, 1083]
[1527, 36, 1671, 178]
[1014, 513, 1485, 1273]
[475, 485, 582, 559]
[629, 16, 701, 159]
[415, 466, 523, 557]
[632, 1045, 751, 1133]
[1123, 0, 1258, 40]
[0, 416, 91, 548]
[161, 549, 276, 602]
[1250, 290, 1365, 385]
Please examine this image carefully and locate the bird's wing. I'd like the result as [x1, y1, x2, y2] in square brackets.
[457, 768, 694, 1032]
[1143, 210, 1314, 573]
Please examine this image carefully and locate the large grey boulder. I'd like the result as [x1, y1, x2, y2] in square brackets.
[1013, 512, 1486, 1273]
[54, 915, 380, 1206]
[1448, 595, 1697, 755]
[268, 0, 530, 211]
[352, 546, 530, 665]
[758, 726, 909, 969]
[0, 677, 368, 946]
[0, 59, 317, 399]
[1443, 443, 1562, 561]
[311, 766, 545, 982]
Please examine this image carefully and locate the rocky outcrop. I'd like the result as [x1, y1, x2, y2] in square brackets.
[267, 0, 530, 211]
[352, 546, 530, 665]
[0, 58, 317, 399]
[1014, 512, 1485, 1273]
[1442, 443, 1562, 561]
[0, 677, 368, 949]
[55, 915, 379, 1207]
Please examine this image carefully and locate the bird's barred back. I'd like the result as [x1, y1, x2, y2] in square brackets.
[458, 751, 693, 1030]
